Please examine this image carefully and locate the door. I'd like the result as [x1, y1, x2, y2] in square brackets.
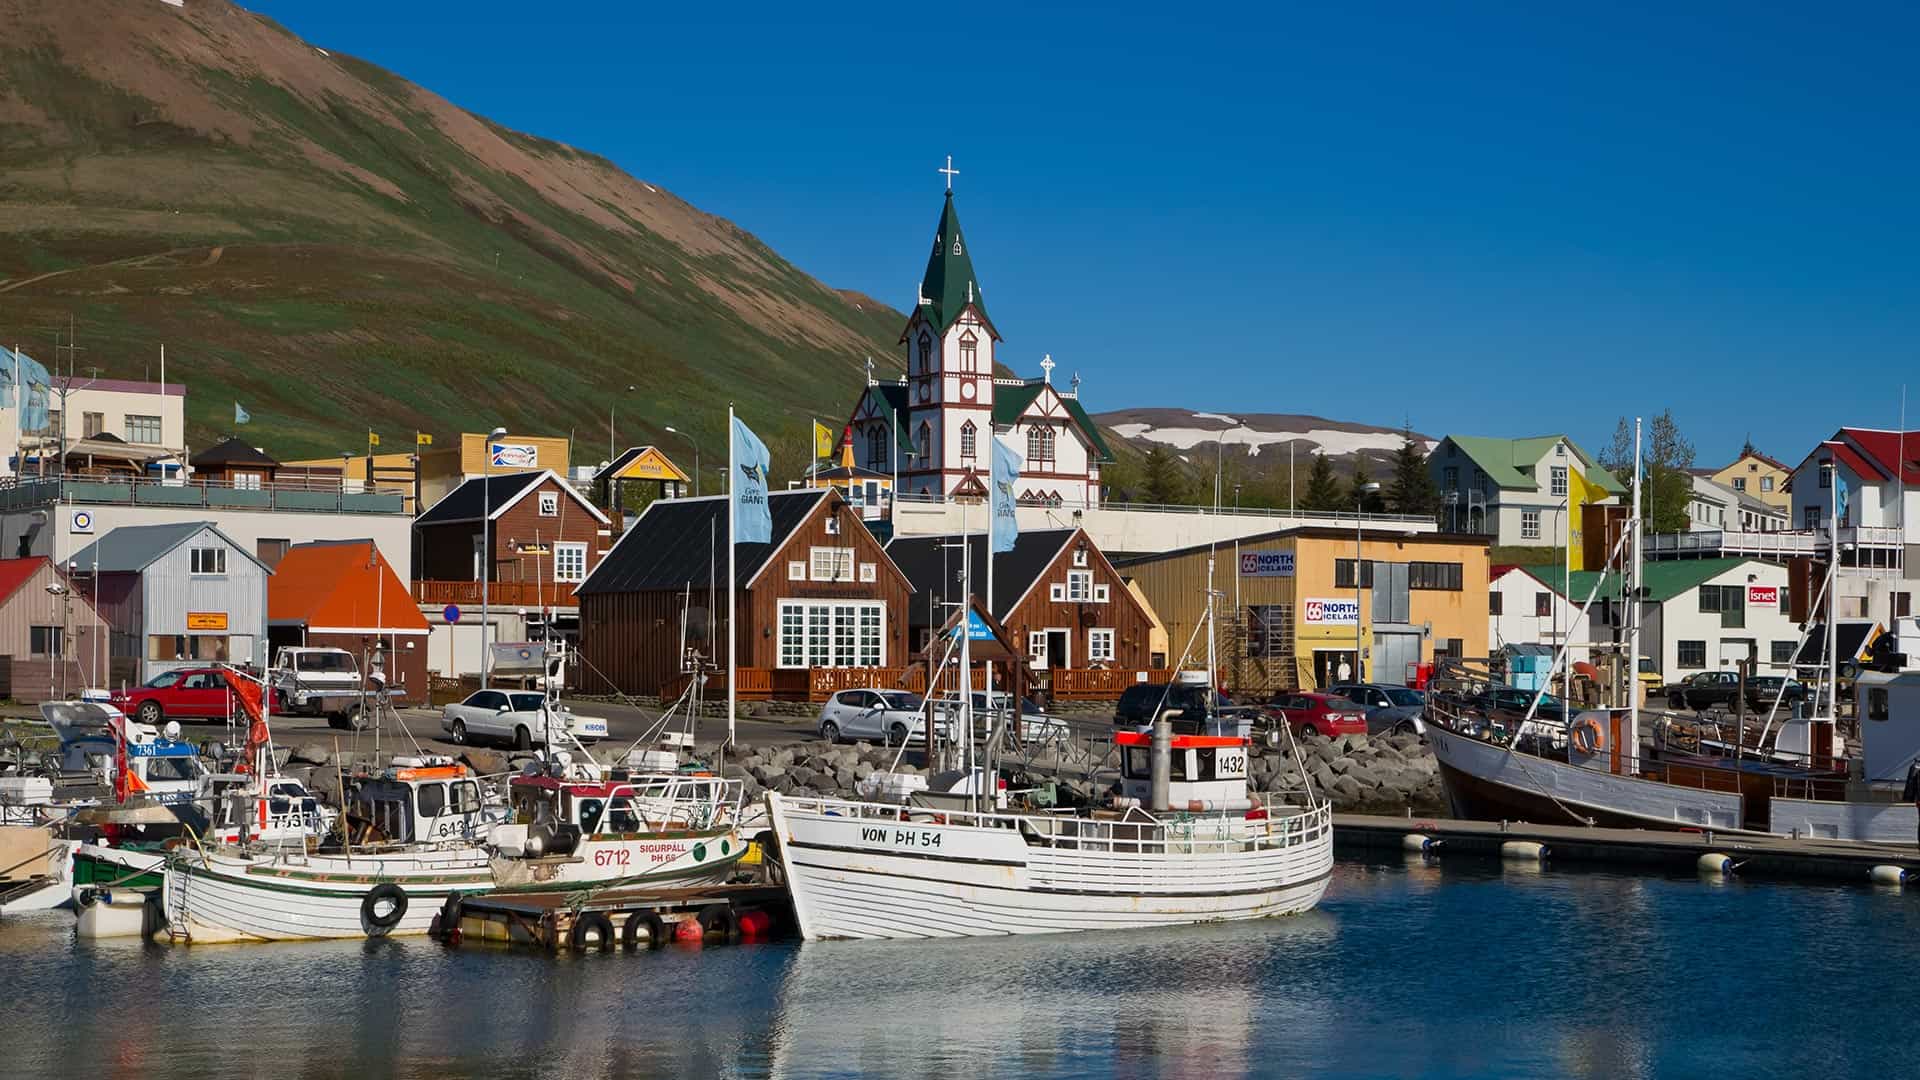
[1044, 629, 1070, 670]
[835, 690, 875, 738]
[1028, 634, 1049, 671]
[1313, 649, 1357, 690]
[1373, 632, 1422, 687]
[464, 690, 509, 738]
[178, 671, 228, 718]
[1720, 639, 1756, 670]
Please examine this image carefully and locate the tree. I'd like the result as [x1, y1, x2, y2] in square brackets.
[1301, 452, 1343, 511]
[1141, 444, 1189, 505]
[1386, 425, 1438, 518]
[1347, 460, 1386, 512]
[1595, 412, 1696, 534]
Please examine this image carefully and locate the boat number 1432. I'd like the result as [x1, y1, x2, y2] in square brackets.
[861, 826, 942, 849]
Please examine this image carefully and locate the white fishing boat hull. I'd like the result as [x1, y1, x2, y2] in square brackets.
[488, 825, 748, 889]
[767, 794, 1333, 941]
[163, 846, 495, 944]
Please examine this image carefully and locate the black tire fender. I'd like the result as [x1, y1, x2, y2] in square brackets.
[362, 883, 408, 935]
[622, 909, 667, 951]
[696, 904, 738, 943]
[140, 891, 167, 942]
[569, 911, 616, 952]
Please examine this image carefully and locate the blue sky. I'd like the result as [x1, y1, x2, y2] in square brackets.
[258, 0, 1920, 466]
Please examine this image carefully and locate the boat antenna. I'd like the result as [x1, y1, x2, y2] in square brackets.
[1626, 416, 1643, 765]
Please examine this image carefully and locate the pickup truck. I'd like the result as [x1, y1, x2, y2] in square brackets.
[269, 646, 405, 729]
[1664, 671, 1743, 711]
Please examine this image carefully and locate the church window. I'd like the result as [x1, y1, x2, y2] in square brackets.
[960, 421, 977, 459]
[1026, 426, 1056, 467]
[918, 422, 932, 465]
[919, 332, 935, 374]
[866, 426, 888, 472]
[958, 332, 978, 372]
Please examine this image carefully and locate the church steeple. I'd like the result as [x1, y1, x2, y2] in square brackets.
[917, 189, 990, 334]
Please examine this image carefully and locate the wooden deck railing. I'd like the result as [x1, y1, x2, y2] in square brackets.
[654, 666, 1165, 704]
[1050, 668, 1171, 700]
[413, 580, 576, 608]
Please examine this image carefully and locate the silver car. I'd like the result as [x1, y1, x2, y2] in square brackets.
[441, 689, 609, 749]
[816, 689, 937, 745]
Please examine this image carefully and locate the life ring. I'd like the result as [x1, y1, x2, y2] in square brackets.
[622, 909, 667, 951]
[569, 911, 616, 952]
[1570, 716, 1607, 755]
[361, 883, 408, 935]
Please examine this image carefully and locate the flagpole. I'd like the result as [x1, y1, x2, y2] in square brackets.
[727, 402, 738, 753]
[811, 418, 818, 489]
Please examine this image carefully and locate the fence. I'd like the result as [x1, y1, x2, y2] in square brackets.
[1050, 668, 1168, 700]
[414, 580, 575, 608]
[0, 474, 408, 515]
[656, 666, 1158, 704]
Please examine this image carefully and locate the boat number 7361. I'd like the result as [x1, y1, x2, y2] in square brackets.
[861, 826, 942, 849]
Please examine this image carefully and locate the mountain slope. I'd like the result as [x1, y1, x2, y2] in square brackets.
[0, 0, 903, 462]
[1094, 407, 1433, 505]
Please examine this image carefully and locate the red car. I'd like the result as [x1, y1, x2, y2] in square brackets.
[1262, 692, 1367, 738]
[112, 668, 242, 724]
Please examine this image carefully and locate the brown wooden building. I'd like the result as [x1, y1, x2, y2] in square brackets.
[576, 489, 911, 696]
[413, 469, 612, 612]
[0, 557, 110, 702]
[885, 527, 1158, 696]
[189, 437, 281, 488]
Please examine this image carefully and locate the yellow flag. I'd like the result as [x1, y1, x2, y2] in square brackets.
[812, 420, 834, 460]
[416, 432, 433, 446]
[368, 431, 381, 447]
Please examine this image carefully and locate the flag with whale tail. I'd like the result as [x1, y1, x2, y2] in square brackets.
[991, 435, 1022, 554]
[731, 414, 772, 543]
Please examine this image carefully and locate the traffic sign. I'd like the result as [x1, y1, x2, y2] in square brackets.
[443, 604, 461, 624]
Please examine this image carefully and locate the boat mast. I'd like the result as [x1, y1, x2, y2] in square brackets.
[1828, 453, 1839, 721]
[1627, 416, 1642, 764]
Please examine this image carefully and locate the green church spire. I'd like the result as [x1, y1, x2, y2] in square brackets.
[917, 190, 989, 333]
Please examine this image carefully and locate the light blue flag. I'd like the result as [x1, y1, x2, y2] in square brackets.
[12, 349, 49, 432]
[731, 415, 772, 543]
[234, 402, 251, 425]
[1837, 478, 1850, 524]
[990, 434, 1022, 554]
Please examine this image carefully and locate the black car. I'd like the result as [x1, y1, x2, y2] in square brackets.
[1114, 682, 1230, 731]
[1743, 676, 1809, 712]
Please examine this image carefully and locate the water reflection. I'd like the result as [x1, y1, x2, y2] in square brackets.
[5, 859, 1920, 1079]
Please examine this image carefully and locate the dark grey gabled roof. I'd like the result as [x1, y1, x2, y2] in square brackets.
[189, 437, 280, 469]
[884, 529, 1077, 631]
[576, 490, 828, 595]
[68, 521, 270, 574]
[415, 471, 545, 526]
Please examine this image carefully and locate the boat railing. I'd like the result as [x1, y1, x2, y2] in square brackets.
[782, 794, 1332, 855]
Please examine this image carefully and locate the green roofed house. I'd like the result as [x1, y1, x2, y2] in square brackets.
[844, 177, 1110, 510]
[1429, 434, 1625, 564]
[1557, 556, 1799, 682]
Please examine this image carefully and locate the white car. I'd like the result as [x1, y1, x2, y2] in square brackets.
[930, 691, 1070, 744]
[441, 689, 609, 750]
[816, 689, 944, 745]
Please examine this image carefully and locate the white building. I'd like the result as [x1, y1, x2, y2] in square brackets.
[0, 371, 187, 477]
[1489, 563, 1590, 663]
[844, 184, 1109, 509]
[1569, 557, 1798, 681]
[1685, 474, 1787, 534]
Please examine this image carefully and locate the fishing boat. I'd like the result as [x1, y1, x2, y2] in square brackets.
[767, 493, 1332, 939]
[1426, 418, 1915, 844]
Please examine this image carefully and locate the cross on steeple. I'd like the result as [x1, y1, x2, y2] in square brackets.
[1040, 354, 1055, 384]
[864, 356, 876, 386]
[938, 155, 959, 192]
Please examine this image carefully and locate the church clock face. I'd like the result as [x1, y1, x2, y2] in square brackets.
[960, 381, 976, 401]
[918, 383, 931, 404]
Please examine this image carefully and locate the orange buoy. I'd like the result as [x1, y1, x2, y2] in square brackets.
[673, 917, 705, 945]
[736, 908, 773, 941]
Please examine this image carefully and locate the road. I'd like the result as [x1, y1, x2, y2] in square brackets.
[265, 699, 823, 758]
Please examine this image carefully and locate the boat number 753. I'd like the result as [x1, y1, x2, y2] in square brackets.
[861, 826, 942, 849]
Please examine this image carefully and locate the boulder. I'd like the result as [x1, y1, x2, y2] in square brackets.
[789, 766, 820, 789]
[1314, 742, 1343, 764]
[833, 767, 856, 791]
[753, 764, 787, 783]
[271, 747, 295, 771]
[1327, 756, 1352, 775]
[460, 749, 508, 776]
[1336, 733, 1370, 755]
[1329, 775, 1364, 800]
[769, 773, 798, 794]
[853, 761, 876, 780]
[290, 744, 331, 767]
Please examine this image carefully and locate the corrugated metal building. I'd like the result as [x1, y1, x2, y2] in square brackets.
[70, 521, 271, 684]
[0, 557, 111, 701]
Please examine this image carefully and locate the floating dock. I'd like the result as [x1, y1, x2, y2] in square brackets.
[440, 882, 793, 952]
[1335, 812, 1920, 884]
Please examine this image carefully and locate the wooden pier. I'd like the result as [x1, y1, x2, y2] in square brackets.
[1335, 812, 1920, 884]
[437, 882, 793, 952]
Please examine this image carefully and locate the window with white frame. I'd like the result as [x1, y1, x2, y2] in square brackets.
[125, 414, 162, 444]
[1520, 510, 1541, 540]
[1088, 628, 1115, 662]
[539, 491, 558, 516]
[825, 516, 840, 535]
[1065, 569, 1093, 601]
[554, 542, 587, 582]
[190, 547, 226, 575]
[778, 601, 884, 668]
[858, 562, 877, 583]
[788, 561, 805, 580]
[809, 546, 854, 582]
[1072, 547, 1088, 567]
[960, 421, 977, 460]
[1549, 466, 1567, 497]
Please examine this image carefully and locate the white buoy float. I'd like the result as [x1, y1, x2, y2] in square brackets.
[1870, 865, 1908, 888]
[1500, 840, 1548, 862]
[75, 889, 152, 939]
[1697, 853, 1734, 877]
[1402, 834, 1436, 853]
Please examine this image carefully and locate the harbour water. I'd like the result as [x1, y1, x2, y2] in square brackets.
[7, 857, 1918, 1079]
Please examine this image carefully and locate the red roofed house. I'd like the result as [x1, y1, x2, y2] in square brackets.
[268, 540, 431, 699]
[0, 557, 110, 702]
[1787, 428, 1920, 626]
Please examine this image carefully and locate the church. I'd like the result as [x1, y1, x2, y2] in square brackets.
[844, 167, 1111, 509]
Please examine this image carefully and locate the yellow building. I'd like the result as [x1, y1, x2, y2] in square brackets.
[279, 451, 424, 512]
[1119, 528, 1491, 692]
[1710, 447, 1791, 512]
[418, 433, 572, 508]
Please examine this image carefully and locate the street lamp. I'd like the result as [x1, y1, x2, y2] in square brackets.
[663, 425, 700, 497]
[609, 384, 636, 464]
[481, 424, 507, 686]
[1355, 481, 1381, 683]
